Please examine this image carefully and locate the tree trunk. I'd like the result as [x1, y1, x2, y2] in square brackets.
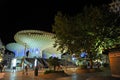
[89, 58, 93, 69]
[54, 66, 56, 71]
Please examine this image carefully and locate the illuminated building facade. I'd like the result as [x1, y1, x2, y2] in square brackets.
[6, 30, 61, 59]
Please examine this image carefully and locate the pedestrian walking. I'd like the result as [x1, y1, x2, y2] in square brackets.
[25, 65, 29, 75]
[12, 66, 16, 72]
[34, 66, 39, 76]
[0, 64, 3, 72]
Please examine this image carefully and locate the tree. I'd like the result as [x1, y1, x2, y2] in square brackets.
[52, 5, 120, 68]
[52, 12, 84, 54]
[48, 56, 60, 71]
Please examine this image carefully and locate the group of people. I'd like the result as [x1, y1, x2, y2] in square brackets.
[24, 64, 40, 76]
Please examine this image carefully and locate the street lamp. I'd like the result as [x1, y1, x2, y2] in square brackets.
[22, 43, 27, 74]
[24, 43, 27, 57]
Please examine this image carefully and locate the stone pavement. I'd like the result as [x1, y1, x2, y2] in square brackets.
[87, 76, 120, 80]
[2, 69, 47, 80]
[1, 68, 120, 80]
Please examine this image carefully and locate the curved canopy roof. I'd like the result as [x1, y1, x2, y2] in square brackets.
[14, 30, 55, 50]
[6, 30, 61, 59]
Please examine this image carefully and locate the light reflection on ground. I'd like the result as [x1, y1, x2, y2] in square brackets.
[3, 68, 111, 80]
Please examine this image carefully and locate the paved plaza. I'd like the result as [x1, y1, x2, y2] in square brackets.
[0, 68, 120, 80]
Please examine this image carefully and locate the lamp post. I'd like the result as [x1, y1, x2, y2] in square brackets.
[24, 43, 27, 57]
[22, 43, 27, 74]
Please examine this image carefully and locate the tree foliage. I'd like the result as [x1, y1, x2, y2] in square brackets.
[52, 5, 120, 69]
[52, 5, 120, 55]
[52, 12, 78, 54]
[48, 56, 60, 71]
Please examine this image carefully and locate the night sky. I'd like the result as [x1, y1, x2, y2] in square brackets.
[0, 0, 112, 45]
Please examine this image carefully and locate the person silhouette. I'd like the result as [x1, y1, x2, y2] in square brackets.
[0, 64, 3, 72]
[25, 65, 28, 75]
[26, 51, 29, 57]
[12, 66, 16, 72]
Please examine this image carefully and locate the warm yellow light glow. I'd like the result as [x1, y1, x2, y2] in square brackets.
[0, 58, 2, 62]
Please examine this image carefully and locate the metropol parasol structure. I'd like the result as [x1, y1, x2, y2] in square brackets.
[6, 30, 107, 69]
[6, 30, 62, 60]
